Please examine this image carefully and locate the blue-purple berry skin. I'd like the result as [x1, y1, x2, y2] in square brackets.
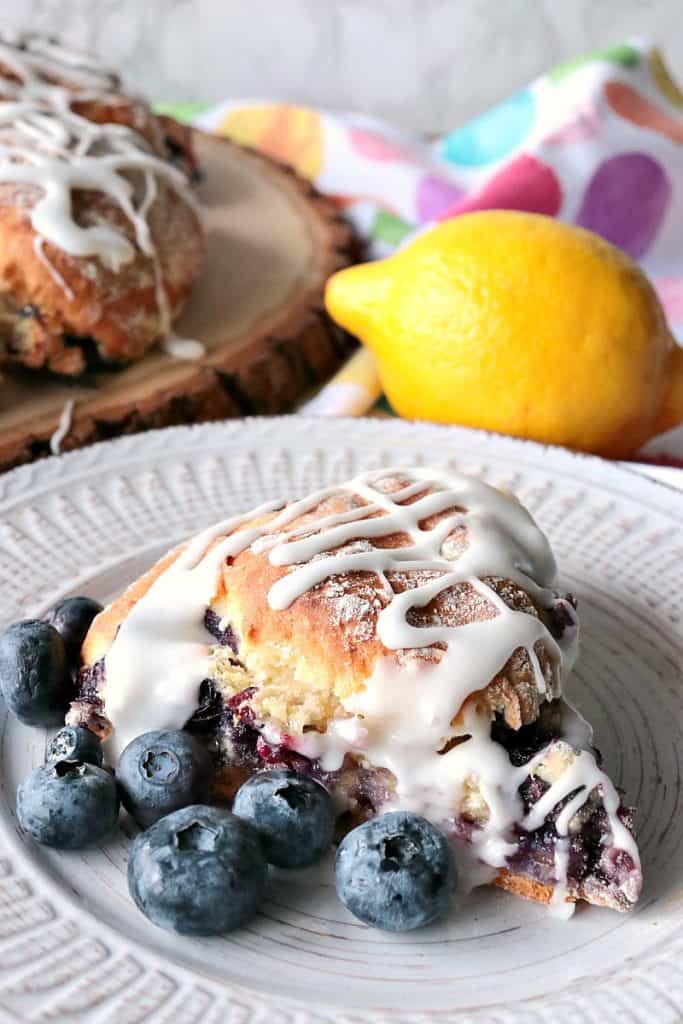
[0, 620, 72, 726]
[128, 805, 267, 935]
[17, 760, 119, 848]
[233, 769, 335, 868]
[335, 811, 456, 931]
[117, 730, 214, 827]
[47, 726, 103, 767]
[45, 597, 103, 661]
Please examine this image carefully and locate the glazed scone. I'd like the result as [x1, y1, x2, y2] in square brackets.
[0, 32, 204, 375]
[69, 467, 642, 915]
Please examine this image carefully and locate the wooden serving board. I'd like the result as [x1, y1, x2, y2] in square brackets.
[0, 132, 357, 472]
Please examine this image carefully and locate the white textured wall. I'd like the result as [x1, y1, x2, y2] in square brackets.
[5, 0, 683, 133]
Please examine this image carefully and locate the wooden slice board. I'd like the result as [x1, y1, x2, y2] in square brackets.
[0, 132, 357, 472]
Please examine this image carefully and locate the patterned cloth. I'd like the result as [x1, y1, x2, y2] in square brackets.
[192, 41, 683, 467]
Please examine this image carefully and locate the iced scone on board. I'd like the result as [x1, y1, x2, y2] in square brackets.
[69, 467, 642, 915]
[0, 31, 204, 375]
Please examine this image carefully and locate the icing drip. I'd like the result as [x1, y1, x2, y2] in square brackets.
[149, 236, 205, 360]
[550, 838, 573, 919]
[161, 336, 206, 360]
[103, 500, 284, 759]
[101, 467, 640, 908]
[49, 397, 75, 455]
[33, 235, 74, 300]
[0, 32, 198, 337]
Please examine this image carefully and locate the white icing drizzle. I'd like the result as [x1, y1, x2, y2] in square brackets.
[33, 235, 74, 300]
[101, 467, 640, 908]
[0, 32, 120, 93]
[49, 397, 75, 454]
[103, 500, 284, 759]
[148, 243, 205, 360]
[550, 838, 573, 919]
[161, 336, 206, 360]
[0, 32, 199, 339]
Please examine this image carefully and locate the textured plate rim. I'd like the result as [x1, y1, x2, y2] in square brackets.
[2, 416, 681, 516]
[0, 415, 680, 1024]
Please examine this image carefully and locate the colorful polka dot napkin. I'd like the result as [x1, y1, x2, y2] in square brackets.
[192, 41, 683, 471]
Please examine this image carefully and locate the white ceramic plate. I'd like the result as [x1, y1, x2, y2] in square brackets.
[0, 417, 681, 1024]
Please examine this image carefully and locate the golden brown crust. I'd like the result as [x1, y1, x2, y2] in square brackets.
[0, 47, 204, 375]
[494, 868, 633, 912]
[0, 183, 204, 373]
[494, 869, 556, 906]
[83, 476, 559, 736]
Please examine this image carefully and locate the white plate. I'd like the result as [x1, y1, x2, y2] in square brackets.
[0, 417, 681, 1024]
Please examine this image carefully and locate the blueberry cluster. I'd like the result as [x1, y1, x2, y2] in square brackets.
[1, 599, 457, 936]
[0, 596, 118, 849]
[124, 753, 343, 933]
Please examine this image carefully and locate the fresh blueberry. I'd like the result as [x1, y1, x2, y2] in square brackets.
[335, 811, 456, 931]
[45, 596, 102, 661]
[0, 620, 73, 727]
[128, 804, 267, 935]
[117, 730, 214, 827]
[46, 726, 103, 767]
[233, 769, 335, 868]
[17, 760, 119, 849]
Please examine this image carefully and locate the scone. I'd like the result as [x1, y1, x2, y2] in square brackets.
[69, 467, 642, 915]
[0, 31, 204, 375]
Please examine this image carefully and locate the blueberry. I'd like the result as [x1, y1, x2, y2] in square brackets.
[128, 804, 267, 934]
[233, 769, 335, 868]
[0, 620, 73, 727]
[17, 760, 119, 849]
[334, 811, 456, 931]
[47, 726, 103, 767]
[117, 730, 213, 827]
[45, 596, 102, 661]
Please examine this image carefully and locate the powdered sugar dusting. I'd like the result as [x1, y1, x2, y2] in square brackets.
[319, 574, 388, 645]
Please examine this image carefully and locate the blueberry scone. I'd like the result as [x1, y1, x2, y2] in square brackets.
[69, 467, 642, 915]
[0, 31, 204, 375]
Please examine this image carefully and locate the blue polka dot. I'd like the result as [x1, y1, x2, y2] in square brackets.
[440, 89, 536, 167]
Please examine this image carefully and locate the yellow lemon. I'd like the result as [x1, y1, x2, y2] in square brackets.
[325, 211, 683, 457]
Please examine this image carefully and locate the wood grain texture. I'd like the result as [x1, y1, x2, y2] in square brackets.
[0, 132, 357, 473]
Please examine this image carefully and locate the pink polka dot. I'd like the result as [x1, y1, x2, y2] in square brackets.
[541, 101, 600, 146]
[438, 154, 562, 220]
[348, 128, 410, 162]
[654, 278, 683, 323]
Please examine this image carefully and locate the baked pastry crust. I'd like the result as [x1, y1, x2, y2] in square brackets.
[82, 487, 560, 733]
[72, 468, 642, 915]
[0, 33, 204, 375]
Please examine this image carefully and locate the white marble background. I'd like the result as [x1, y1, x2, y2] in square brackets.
[4, 0, 683, 133]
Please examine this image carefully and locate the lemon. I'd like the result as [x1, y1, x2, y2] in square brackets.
[325, 211, 683, 457]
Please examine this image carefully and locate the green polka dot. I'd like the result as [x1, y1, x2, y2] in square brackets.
[153, 101, 210, 123]
[372, 211, 413, 247]
[550, 44, 640, 83]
